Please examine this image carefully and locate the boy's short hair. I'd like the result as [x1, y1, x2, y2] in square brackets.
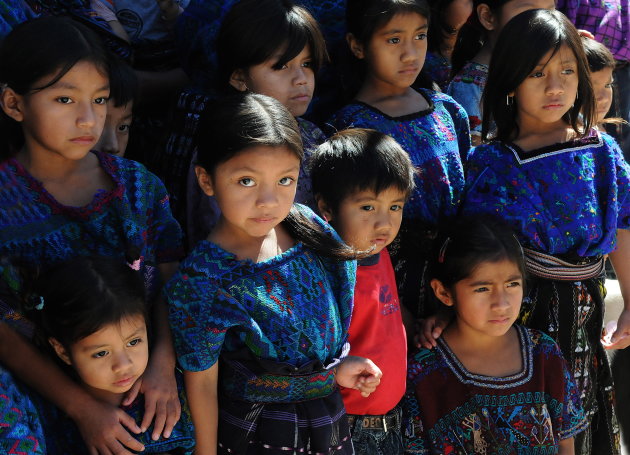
[108, 56, 138, 108]
[310, 128, 416, 212]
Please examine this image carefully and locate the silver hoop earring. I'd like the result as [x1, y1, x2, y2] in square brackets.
[506, 95, 514, 106]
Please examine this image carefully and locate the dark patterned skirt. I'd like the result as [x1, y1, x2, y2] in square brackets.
[217, 354, 353, 455]
[521, 254, 620, 455]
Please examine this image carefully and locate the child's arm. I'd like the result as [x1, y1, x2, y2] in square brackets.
[558, 437, 575, 455]
[0, 322, 145, 454]
[606, 229, 630, 349]
[124, 262, 181, 440]
[184, 363, 219, 455]
[335, 355, 382, 397]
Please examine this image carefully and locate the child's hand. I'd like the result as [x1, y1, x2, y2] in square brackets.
[335, 356, 382, 397]
[603, 309, 630, 349]
[74, 397, 144, 454]
[123, 356, 181, 441]
[414, 312, 451, 349]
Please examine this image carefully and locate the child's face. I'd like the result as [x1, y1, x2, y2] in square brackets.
[197, 145, 300, 241]
[448, 259, 523, 338]
[359, 12, 428, 94]
[591, 67, 614, 123]
[513, 44, 579, 133]
[321, 186, 406, 254]
[2, 61, 109, 161]
[93, 101, 133, 157]
[236, 46, 315, 117]
[61, 315, 148, 398]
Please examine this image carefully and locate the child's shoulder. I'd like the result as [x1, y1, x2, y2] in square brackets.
[518, 325, 563, 357]
[417, 88, 463, 111]
[328, 101, 374, 127]
[97, 151, 164, 189]
[407, 345, 442, 382]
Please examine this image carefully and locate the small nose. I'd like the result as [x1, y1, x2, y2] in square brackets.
[294, 66, 308, 85]
[95, 127, 119, 155]
[112, 351, 133, 373]
[76, 101, 97, 128]
[401, 41, 420, 62]
[375, 211, 394, 230]
[491, 288, 510, 309]
[256, 184, 279, 208]
[545, 72, 565, 95]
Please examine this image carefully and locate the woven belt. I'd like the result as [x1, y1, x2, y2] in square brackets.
[221, 361, 337, 404]
[524, 248, 604, 281]
[347, 412, 399, 432]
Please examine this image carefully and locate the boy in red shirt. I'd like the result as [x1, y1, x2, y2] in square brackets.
[311, 128, 415, 454]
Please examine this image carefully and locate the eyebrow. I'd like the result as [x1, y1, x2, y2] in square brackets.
[352, 196, 406, 203]
[81, 328, 145, 351]
[50, 81, 110, 92]
[468, 275, 523, 286]
[381, 24, 428, 35]
[233, 166, 300, 174]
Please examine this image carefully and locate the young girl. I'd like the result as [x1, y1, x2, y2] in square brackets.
[166, 92, 382, 455]
[582, 37, 618, 128]
[0, 16, 183, 454]
[22, 257, 194, 454]
[184, 0, 327, 247]
[405, 216, 587, 454]
[461, 9, 630, 453]
[330, 0, 470, 324]
[447, 0, 555, 144]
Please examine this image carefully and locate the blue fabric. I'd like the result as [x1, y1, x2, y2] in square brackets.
[328, 89, 469, 226]
[462, 130, 630, 256]
[0, 365, 45, 455]
[0, 0, 36, 39]
[166, 204, 356, 371]
[0, 151, 183, 302]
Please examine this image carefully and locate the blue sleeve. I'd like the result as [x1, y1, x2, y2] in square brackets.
[442, 96, 471, 163]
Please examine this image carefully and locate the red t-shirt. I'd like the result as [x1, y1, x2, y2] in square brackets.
[341, 248, 407, 415]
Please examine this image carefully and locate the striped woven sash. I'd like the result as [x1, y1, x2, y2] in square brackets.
[524, 248, 605, 281]
[220, 359, 337, 404]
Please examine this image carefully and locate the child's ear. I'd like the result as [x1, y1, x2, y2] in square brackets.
[0, 87, 25, 122]
[346, 33, 365, 59]
[48, 338, 72, 365]
[477, 4, 497, 31]
[195, 165, 215, 197]
[430, 279, 454, 307]
[229, 69, 249, 92]
[315, 196, 334, 223]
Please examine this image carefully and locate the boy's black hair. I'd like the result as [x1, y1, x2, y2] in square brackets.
[216, 0, 328, 93]
[108, 57, 138, 108]
[310, 128, 416, 213]
[482, 9, 595, 141]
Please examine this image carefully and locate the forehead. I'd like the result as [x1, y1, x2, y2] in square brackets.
[376, 11, 428, 33]
[465, 259, 522, 282]
[344, 185, 407, 202]
[221, 145, 301, 171]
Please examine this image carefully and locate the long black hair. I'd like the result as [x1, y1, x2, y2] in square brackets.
[195, 92, 358, 260]
[216, 0, 327, 93]
[0, 16, 111, 159]
[482, 9, 595, 141]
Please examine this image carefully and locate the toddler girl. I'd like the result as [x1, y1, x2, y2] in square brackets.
[406, 216, 586, 454]
[166, 92, 382, 455]
[331, 0, 470, 325]
[24, 257, 194, 454]
[462, 9, 630, 453]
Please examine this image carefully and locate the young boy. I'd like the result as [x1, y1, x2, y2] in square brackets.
[310, 128, 416, 454]
[93, 57, 137, 157]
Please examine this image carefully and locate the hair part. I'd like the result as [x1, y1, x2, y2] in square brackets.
[24, 257, 147, 350]
[481, 9, 596, 141]
[0, 16, 111, 159]
[217, 0, 327, 93]
[432, 215, 526, 290]
[310, 128, 416, 213]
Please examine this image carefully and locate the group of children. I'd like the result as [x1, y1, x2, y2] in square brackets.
[0, 0, 629, 455]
